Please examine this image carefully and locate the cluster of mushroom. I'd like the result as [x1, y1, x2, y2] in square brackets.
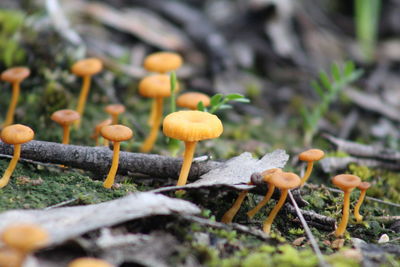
[0, 223, 48, 267]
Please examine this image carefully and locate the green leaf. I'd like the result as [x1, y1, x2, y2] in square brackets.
[331, 63, 341, 81]
[311, 81, 324, 98]
[233, 98, 250, 103]
[210, 94, 223, 106]
[318, 71, 332, 91]
[219, 104, 232, 110]
[344, 61, 355, 76]
[197, 101, 205, 111]
[226, 93, 246, 100]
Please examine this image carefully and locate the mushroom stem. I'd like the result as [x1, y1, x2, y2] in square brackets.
[354, 190, 367, 223]
[103, 141, 120, 189]
[111, 114, 118, 125]
[176, 141, 197, 186]
[75, 75, 91, 127]
[0, 144, 21, 188]
[140, 97, 163, 153]
[4, 82, 20, 127]
[247, 185, 275, 219]
[103, 139, 109, 147]
[300, 161, 314, 186]
[263, 189, 288, 234]
[147, 100, 157, 127]
[62, 125, 71, 145]
[221, 190, 249, 223]
[335, 190, 351, 237]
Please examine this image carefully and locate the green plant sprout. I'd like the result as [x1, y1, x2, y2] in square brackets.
[355, 0, 381, 63]
[197, 93, 250, 113]
[167, 71, 181, 155]
[300, 61, 363, 146]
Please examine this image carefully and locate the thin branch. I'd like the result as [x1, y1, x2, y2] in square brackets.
[288, 191, 331, 267]
[284, 203, 336, 231]
[0, 140, 220, 179]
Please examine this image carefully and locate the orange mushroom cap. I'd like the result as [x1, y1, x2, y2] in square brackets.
[51, 109, 80, 126]
[177, 92, 211, 110]
[101, 125, 133, 142]
[94, 118, 112, 134]
[332, 174, 361, 191]
[104, 104, 125, 116]
[298, 149, 325, 162]
[1, 67, 30, 83]
[268, 172, 301, 190]
[68, 257, 114, 267]
[138, 74, 179, 98]
[1, 224, 49, 252]
[1, 124, 34, 145]
[71, 58, 103, 76]
[261, 168, 282, 182]
[163, 111, 223, 142]
[358, 181, 371, 190]
[143, 52, 183, 73]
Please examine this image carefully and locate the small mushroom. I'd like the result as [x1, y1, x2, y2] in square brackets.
[1, 223, 48, 265]
[139, 74, 179, 152]
[68, 257, 114, 267]
[51, 109, 80, 144]
[0, 248, 24, 267]
[247, 168, 282, 219]
[71, 58, 103, 127]
[298, 148, 325, 186]
[105, 104, 125, 125]
[332, 174, 361, 237]
[163, 111, 223, 186]
[354, 181, 371, 223]
[176, 92, 211, 110]
[0, 124, 34, 188]
[143, 51, 183, 73]
[101, 125, 133, 188]
[1, 67, 30, 127]
[92, 118, 112, 146]
[221, 189, 250, 224]
[263, 172, 301, 234]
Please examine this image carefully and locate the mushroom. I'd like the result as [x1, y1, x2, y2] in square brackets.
[1, 67, 30, 127]
[247, 168, 282, 219]
[176, 92, 211, 110]
[92, 118, 112, 146]
[298, 148, 325, 186]
[1, 223, 48, 265]
[263, 172, 301, 234]
[105, 104, 125, 125]
[0, 248, 23, 267]
[143, 51, 183, 74]
[332, 174, 361, 237]
[101, 125, 133, 188]
[139, 74, 178, 152]
[71, 58, 103, 127]
[221, 189, 250, 224]
[163, 110, 223, 186]
[354, 181, 371, 223]
[51, 109, 80, 144]
[0, 124, 34, 188]
[68, 257, 114, 267]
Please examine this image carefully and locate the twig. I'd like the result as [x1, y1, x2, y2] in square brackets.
[372, 216, 400, 224]
[288, 191, 330, 267]
[319, 156, 400, 173]
[324, 134, 400, 162]
[0, 140, 220, 179]
[284, 203, 336, 231]
[326, 187, 400, 208]
[44, 198, 79, 210]
[181, 214, 270, 241]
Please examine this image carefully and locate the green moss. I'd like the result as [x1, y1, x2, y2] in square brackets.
[0, 159, 137, 211]
[349, 164, 374, 180]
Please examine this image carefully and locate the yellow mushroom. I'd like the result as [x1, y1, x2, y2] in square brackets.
[71, 58, 103, 127]
[1, 67, 30, 128]
[139, 74, 179, 152]
[298, 148, 324, 186]
[143, 51, 183, 74]
[104, 104, 125, 125]
[0, 124, 34, 188]
[92, 118, 112, 146]
[51, 109, 80, 144]
[332, 174, 361, 237]
[263, 172, 301, 234]
[163, 111, 223, 186]
[354, 181, 371, 223]
[101, 125, 133, 188]
[176, 92, 211, 110]
[68, 257, 114, 267]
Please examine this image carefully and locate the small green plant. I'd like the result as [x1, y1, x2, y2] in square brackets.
[300, 61, 363, 146]
[0, 9, 26, 67]
[355, 0, 381, 63]
[197, 93, 250, 113]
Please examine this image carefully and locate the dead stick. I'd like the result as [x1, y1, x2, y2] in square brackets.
[0, 140, 220, 179]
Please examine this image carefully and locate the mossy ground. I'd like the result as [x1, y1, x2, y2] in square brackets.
[0, 6, 399, 267]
